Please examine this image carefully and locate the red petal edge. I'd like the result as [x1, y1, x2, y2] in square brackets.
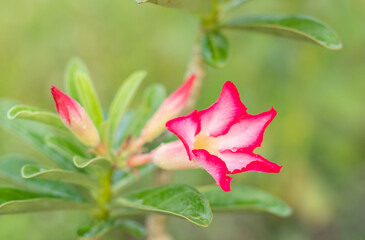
[219, 150, 282, 174]
[198, 81, 247, 137]
[51, 86, 81, 125]
[166, 110, 201, 160]
[192, 149, 232, 192]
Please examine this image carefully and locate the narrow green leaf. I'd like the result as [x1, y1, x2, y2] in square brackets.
[112, 163, 156, 195]
[223, 15, 342, 50]
[108, 71, 146, 147]
[73, 156, 112, 170]
[0, 188, 90, 214]
[78, 218, 146, 238]
[0, 188, 50, 203]
[0, 155, 87, 202]
[200, 185, 292, 217]
[201, 31, 229, 68]
[75, 72, 104, 128]
[21, 165, 101, 190]
[7, 105, 67, 131]
[0, 100, 77, 170]
[114, 184, 212, 227]
[45, 135, 91, 160]
[64, 58, 89, 102]
[117, 84, 166, 145]
[137, 0, 213, 16]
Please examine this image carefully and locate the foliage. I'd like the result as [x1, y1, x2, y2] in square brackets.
[0, 0, 346, 239]
[0, 59, 291, 238]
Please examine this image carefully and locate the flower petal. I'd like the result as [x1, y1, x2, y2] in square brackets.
[152, 141, 200, 170]
[216, 108, 276, 152]
[198, 81, 247, 137]
[219, 151, 282, 174]
[166, 110, 201, 159]
[193, 149, 232, 192]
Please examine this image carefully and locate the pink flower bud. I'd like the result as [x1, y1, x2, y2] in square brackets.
[139, 75, 196, 144]
[51, 86, 100, 147]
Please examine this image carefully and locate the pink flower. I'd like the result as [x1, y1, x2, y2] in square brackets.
[51, 86, 100, 147]
[164, 81, 281, 192]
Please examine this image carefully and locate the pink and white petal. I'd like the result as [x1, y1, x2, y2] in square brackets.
[192, 149, 232, 192]
[216, 108, 276, 152]
[219, 150, 282, 174]
[198, 81, 247, 137]
[166, 110, 201, 160]
[152, 141, 200, 170]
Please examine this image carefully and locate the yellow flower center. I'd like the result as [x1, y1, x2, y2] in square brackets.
[193, 133, 219, 156]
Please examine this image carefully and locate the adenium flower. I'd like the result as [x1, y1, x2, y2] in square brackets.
[153, 81, 282, 192]
[51, 86, 100, 147]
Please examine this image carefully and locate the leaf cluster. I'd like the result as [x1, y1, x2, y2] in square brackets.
[0, 58, 291, 238]
[139, 0, 342, 68]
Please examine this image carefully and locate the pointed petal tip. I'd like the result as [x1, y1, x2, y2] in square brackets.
[220, 176, 232, 192]
[50, 86, 65, 99]
[50, 86, 58, 94]
[269, 107, 277, 116]
[192, 149, 233, 192]
[187, 74, 196, 82]
[198, 80, 247, 137]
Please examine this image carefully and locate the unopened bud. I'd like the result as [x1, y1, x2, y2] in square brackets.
[139, 75, 196, 144]
[51, 86, 100, 147]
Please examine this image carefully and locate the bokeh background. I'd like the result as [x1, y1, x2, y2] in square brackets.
[0, 0, 364, 239]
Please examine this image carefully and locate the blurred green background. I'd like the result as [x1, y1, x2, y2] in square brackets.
[0, 0, 364, 239]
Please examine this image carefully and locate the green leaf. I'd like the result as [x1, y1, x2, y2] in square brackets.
[21, 165, 101, 190]
[112, 163, 156, 195]
[45, 135, 91, 160]
[0, 188, 90, 214]
[200, 185, 292, 217]
[75, 72, 104, 128]
[201, 31, 229, 68]
[108, 71, 146, 147]
[0, 155, 88, 202]
[114, 184, 212, 227]
[78, 218, 146, 238]
[64, 58, 89, 102]
[137, 0, 213, 16]
[7, 105, 67, 131]
[117, 84, 166, 145]
[223, 15, 342, 50]
[0, 100, 77, 170]
[73, 156, 112, 170]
